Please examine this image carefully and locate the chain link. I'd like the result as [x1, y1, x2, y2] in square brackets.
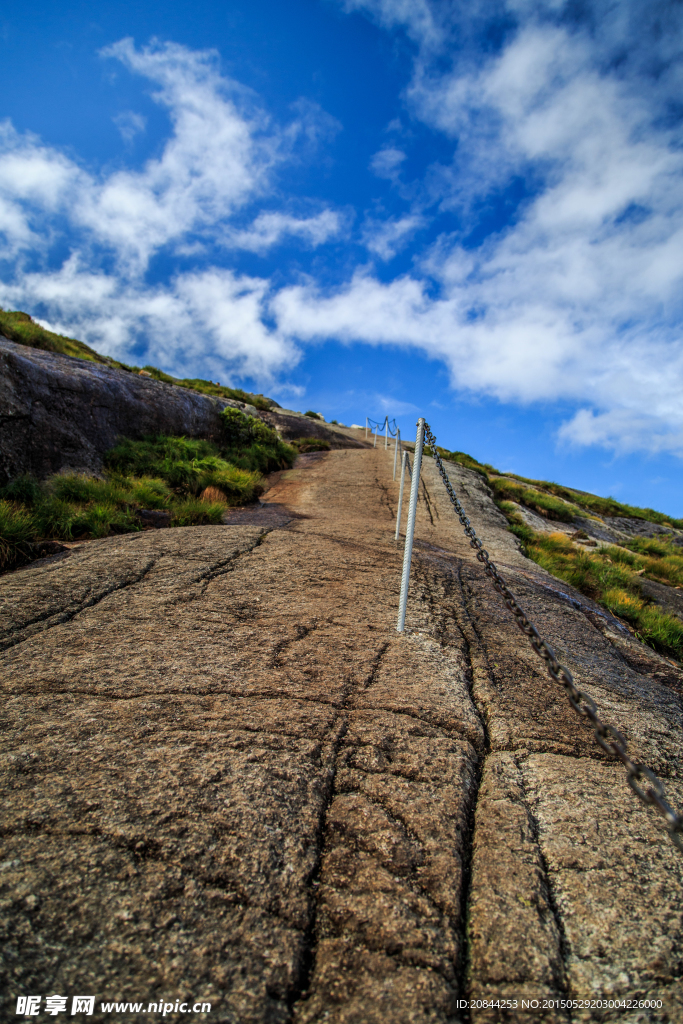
[423, 423, 683, 853]
[368, 415, 398, 437]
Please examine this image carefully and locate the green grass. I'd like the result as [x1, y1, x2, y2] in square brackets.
[169, 497, 226, 527]
[140, 366, 274, 411]
[0, 309, 125, 366]
[0, 411, 297, 572]
[425, 446, 494, 480]
[289, 438, 331, 453]
[502, 472, 683, 529]
[501, 519, 683, 661]
[0, 501, 35, 568]
[489, 478, 579, 522]
[104, 436, 262, 500]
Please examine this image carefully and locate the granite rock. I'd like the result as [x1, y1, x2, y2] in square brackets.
[1, 449, 681, 1023]
[0, 340, 366, 485]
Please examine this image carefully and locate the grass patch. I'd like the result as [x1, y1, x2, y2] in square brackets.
[0, 500, 35, 568]
[498, 516, 683, 661]
[0, 309, 126, 367]
[289, 438, 331, 453]
[426, 446, 494, 480]
[140, 366, 274, 411]
[0, 409, 297, 572]
[490, 478, 579, 522]
[169, 497, 225, 527]
[502, 471, 683, 529]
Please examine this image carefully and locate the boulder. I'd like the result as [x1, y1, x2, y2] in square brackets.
[0, 339, 251, 485]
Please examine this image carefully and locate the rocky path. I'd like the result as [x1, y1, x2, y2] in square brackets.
[1, 447, 682, 1023]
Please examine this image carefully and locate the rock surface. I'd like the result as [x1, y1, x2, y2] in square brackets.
[0, 340, 365, 484]
[503, 497, 683, 548]
[261, 411, 368, 450]
[1, 443, 682, 1023]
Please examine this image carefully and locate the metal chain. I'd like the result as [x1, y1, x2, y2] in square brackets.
[368, 415, 398, 437]
[423, 423, 683, 853]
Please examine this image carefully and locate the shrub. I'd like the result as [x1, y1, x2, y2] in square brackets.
[304, 410, 323, 420]
[220, 408, 295, 473]
[170, 498, 225, 526]
[221, 407, 278, 447]
[0, 475, 44, 506]
[0, 500, 36, 569]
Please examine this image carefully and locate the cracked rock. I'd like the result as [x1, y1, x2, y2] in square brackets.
[1, 446, 682, 1024]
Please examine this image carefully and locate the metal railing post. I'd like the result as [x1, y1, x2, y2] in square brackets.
[396, 418, 425, 633]
[373, 428, 377, 447]
[384, 417, 388, 449]
[393, 428, 400, 479]
[395, 450, 409, 541]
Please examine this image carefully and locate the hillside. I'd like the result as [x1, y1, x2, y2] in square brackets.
[0, 308, 276, 410]
[0, 329, 367, 573]
[4, 310, 683, 663]
[1, 443, 681, 1021]
[1, 329, 682, 1017]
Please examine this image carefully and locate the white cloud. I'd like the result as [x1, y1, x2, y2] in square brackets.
[557, 409, 683, 455]
[362, 213, 425, 259]
[287, 0, 683, 455]
[0, 256, 296, 382]
[0, 38, 339, 381]
[340, 0, 441, 49]
[0, 40, 277, 272]
[229, 210, 343, 252]
[370, 147, 406, 180]
[113, 110, 147, 143]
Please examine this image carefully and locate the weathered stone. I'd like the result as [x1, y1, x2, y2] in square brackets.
[504, 499, 683, 548]
[0, 339, 365, 484]
[637, 576, 683, 621]
[261, 408, 368, 450]
[1, 447, 681, 1023]
[136, 509, 172, 529]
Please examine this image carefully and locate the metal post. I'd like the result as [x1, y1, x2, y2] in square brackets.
[373, 428, 377, 447]
[396, 419, 425, 632]
[393, 428, 400, 479]
[384, 417, 388, 450]
[395, 450, 409, 541]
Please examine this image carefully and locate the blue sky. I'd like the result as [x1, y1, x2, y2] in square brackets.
[2, 1, 683, 513]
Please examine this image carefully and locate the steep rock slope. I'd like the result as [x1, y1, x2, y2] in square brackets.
[0, 445, 681, 1023]
[0, 339, 364, 485]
